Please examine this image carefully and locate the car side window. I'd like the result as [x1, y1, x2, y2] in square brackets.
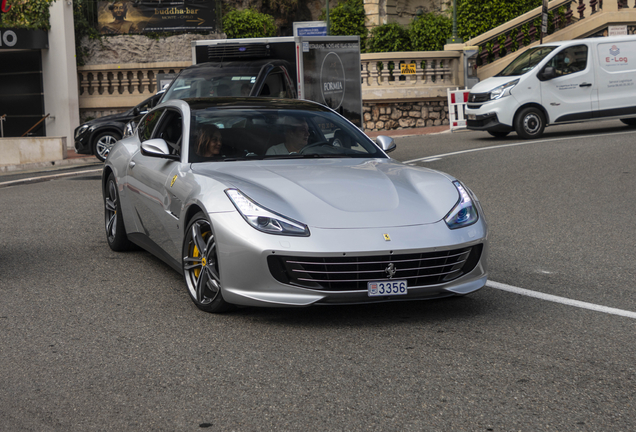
[260, 70, 290, 98]
[138, 109, 163, 142]
[549, 45, 588, 77]
[152, 109, 183, 157]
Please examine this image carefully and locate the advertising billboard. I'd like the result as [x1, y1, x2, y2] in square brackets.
[98, 0, 217, 35]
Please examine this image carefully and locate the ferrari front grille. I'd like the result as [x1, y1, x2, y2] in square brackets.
[268, 244, 483, 291]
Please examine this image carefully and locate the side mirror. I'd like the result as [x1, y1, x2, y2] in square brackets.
[376, 135, 397, 153]
[539, 66, 557, 81]
[141, 138, 171, 157]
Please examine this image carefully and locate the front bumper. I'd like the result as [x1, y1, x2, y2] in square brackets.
[74, 131, 92, 155]
[210, 212, 489, 308]
[466, 113, 512, 133]
[465, 95, 517, 133]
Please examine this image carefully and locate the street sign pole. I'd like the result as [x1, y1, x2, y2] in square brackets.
[541, 0, 548, 44]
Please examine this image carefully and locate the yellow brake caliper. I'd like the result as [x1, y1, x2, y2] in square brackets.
[192, 232, 209, 278]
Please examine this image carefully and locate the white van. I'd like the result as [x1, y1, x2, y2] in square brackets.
[465, 35, 636, 138]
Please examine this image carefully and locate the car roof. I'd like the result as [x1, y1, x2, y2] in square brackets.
[181, 97, 332, 113]
[539, 35, 636, 49]
[177, 59, 291, 76]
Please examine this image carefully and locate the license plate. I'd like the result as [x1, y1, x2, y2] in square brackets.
[368, 280, 407, 297]
[467, 114, 476, 120]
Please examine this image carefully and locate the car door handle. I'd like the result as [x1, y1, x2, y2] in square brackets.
[129, 161, 136, 168]
[579, 83, 592, 87]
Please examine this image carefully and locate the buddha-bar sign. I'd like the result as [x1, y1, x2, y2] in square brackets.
[97, 0, 217, 34]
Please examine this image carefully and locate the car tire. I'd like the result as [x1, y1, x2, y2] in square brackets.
[182, 213, 234, 313]
[93, 131, 121, 162]
[620, 118, 636, 126]
[487, 131, 510, 138]
[104, 173, 136, 251]
[514, 107, 545, 139]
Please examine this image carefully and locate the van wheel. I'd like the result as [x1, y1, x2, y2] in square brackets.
[488, 131, 510, 138]
[515, 107, 545, 139]
[620, 118, 636, 127]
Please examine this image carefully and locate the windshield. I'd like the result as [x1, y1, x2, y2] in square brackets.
[189, 108, 384, 162]
[162, 70, 256, 102]
[497, 46, 557, 76]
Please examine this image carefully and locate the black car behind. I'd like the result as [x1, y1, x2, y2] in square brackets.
[74, 93, 161, 161]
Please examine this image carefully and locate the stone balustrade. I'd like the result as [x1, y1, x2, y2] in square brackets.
[78, 61, 190, 119]
[78, 52, 463, 130]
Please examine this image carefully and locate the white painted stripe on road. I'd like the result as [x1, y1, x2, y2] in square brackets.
[0, 168, 103, 188]
[487, 280, 636, 319]
[404, 129, 636, 164]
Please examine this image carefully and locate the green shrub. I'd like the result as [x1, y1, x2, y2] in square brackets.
[457, 0, 541, 41]
[410, 12, 452, 52]
[222, 8, 277, 38]
[0, 0, 54, 30]
[367, 23, 411, 53]
[73, 0, 101, 66]
[325, 0, 367, 51]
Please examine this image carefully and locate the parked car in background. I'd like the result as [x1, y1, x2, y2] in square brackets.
[74, 93, 162, 161]
[102, 97, 488, 314]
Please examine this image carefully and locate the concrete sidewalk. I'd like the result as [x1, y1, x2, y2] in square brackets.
[0, 124, 450, 177]
[0, 148, 100, 176]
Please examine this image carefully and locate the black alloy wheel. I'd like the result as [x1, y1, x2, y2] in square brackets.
[104, 173, 136, 251]
[182, 213, 233, 313]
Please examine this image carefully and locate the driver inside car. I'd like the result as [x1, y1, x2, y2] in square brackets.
[266, 117, 310, 155]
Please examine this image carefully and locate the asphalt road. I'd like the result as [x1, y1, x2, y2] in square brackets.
[1, 120, 635, 431]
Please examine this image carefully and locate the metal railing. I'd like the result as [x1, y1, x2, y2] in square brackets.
[466, 0, 636, 69]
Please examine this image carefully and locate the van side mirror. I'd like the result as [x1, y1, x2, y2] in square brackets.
[539, 66, 557, 81]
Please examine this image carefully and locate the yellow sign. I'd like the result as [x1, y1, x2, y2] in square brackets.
[400, 63, 416, 74]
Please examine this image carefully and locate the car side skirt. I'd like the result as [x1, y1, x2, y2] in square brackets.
[128, 232, 183, 274]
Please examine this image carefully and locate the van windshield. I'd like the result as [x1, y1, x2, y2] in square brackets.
[496, 46, 557, 76]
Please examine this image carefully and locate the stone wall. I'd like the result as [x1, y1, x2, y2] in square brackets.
[363, 100, 448, 131]
[80, 33, 220, 65]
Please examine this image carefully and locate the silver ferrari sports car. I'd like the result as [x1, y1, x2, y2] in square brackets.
[102, 98, 488, 313]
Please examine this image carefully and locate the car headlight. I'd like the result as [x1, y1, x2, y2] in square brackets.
[225, 189, 310, 236]
[75, 125, 89, 138]
[445, 181, 479, 230]
[489, 79, 519, 100]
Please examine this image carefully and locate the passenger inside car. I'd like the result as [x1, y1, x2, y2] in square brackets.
[195, 124, 223, 158]
[265, 117, 310, 155]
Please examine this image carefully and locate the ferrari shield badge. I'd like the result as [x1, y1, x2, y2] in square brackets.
[383, 233, 391, 241]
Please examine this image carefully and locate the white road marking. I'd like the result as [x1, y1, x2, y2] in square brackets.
[0, 168, 103, 188]
[404, 129, 636, 164]
[487, 280, 636, 319]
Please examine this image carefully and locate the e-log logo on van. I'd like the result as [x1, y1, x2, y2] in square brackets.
[605, 45, 629, 65]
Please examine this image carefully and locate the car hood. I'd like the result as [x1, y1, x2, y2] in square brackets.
[470, 76, 521, 94]
[193, 159, 459, 229]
